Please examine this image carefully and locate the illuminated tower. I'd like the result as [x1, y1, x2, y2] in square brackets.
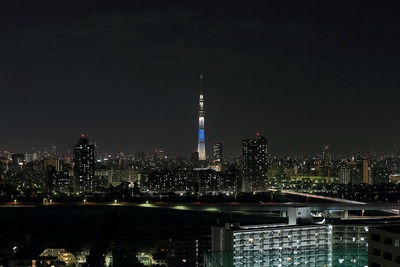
[197, 75, 206, 161]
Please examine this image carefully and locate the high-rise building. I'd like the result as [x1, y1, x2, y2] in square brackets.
[11, 153, 24, 168]
[371, 164, 390, 184]
[73, 135, 95, 193]
[322, 144, 331, 162]
[53, 165, 72, 194]
[43, 147, 50, 158]
[363, 159, 370, 184]
[197, 75, 206, 161]
[350, 159, 370, 184]
[212, 142, 223, 172]
[242, 133, 268, 192]
[51, 144, 57, 158]
[26, 149, 39, 162]
[207, 207, 332, 266]
[213, 142, 223, 164]
[339, 167, 352, 184]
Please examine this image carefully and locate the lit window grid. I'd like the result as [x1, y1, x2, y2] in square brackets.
[231, 225, 332, 266]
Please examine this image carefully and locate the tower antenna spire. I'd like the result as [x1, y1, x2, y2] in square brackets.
[200, 74, 203, 94]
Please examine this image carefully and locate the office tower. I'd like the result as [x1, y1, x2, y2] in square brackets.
[350, 159, 370, 184]
[242, 133, 268, 192]
[197, 75, 206, 161]
[53, 166, 72, 194]
[339, 167, 352, 184]
[213, 142, 223, 164]
[73, 135, 95, 193]
[207, 207, 332, 266]
[212, 142, 223, 172]
[371, 165, 390, 184]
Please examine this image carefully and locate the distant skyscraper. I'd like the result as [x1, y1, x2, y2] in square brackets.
[213, 142, 223, 172]
[73, 134, 95, 193]
[197, 75, 206, 161]
[371, 164, 390, 184]
[213, 142, 223, 164]
[51, 144, 57, 158]
[43, 147, 49, 158]
[363, 159, 370, 184]
[322, 144, 330, 162]
[339, 166, 351, 184]
[242, 133, 268, 192]
[11, 153, 24, 168]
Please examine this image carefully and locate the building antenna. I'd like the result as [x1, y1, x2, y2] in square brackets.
[200, 74, 203, 94]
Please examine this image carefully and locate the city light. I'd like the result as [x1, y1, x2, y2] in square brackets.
[1, 2, 397, 267]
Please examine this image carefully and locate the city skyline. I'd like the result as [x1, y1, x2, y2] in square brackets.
[2, 133, 400, 158]
[1, 1, 400, 156]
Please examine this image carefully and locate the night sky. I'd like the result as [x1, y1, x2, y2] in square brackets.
[1, 1, 400, 156]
